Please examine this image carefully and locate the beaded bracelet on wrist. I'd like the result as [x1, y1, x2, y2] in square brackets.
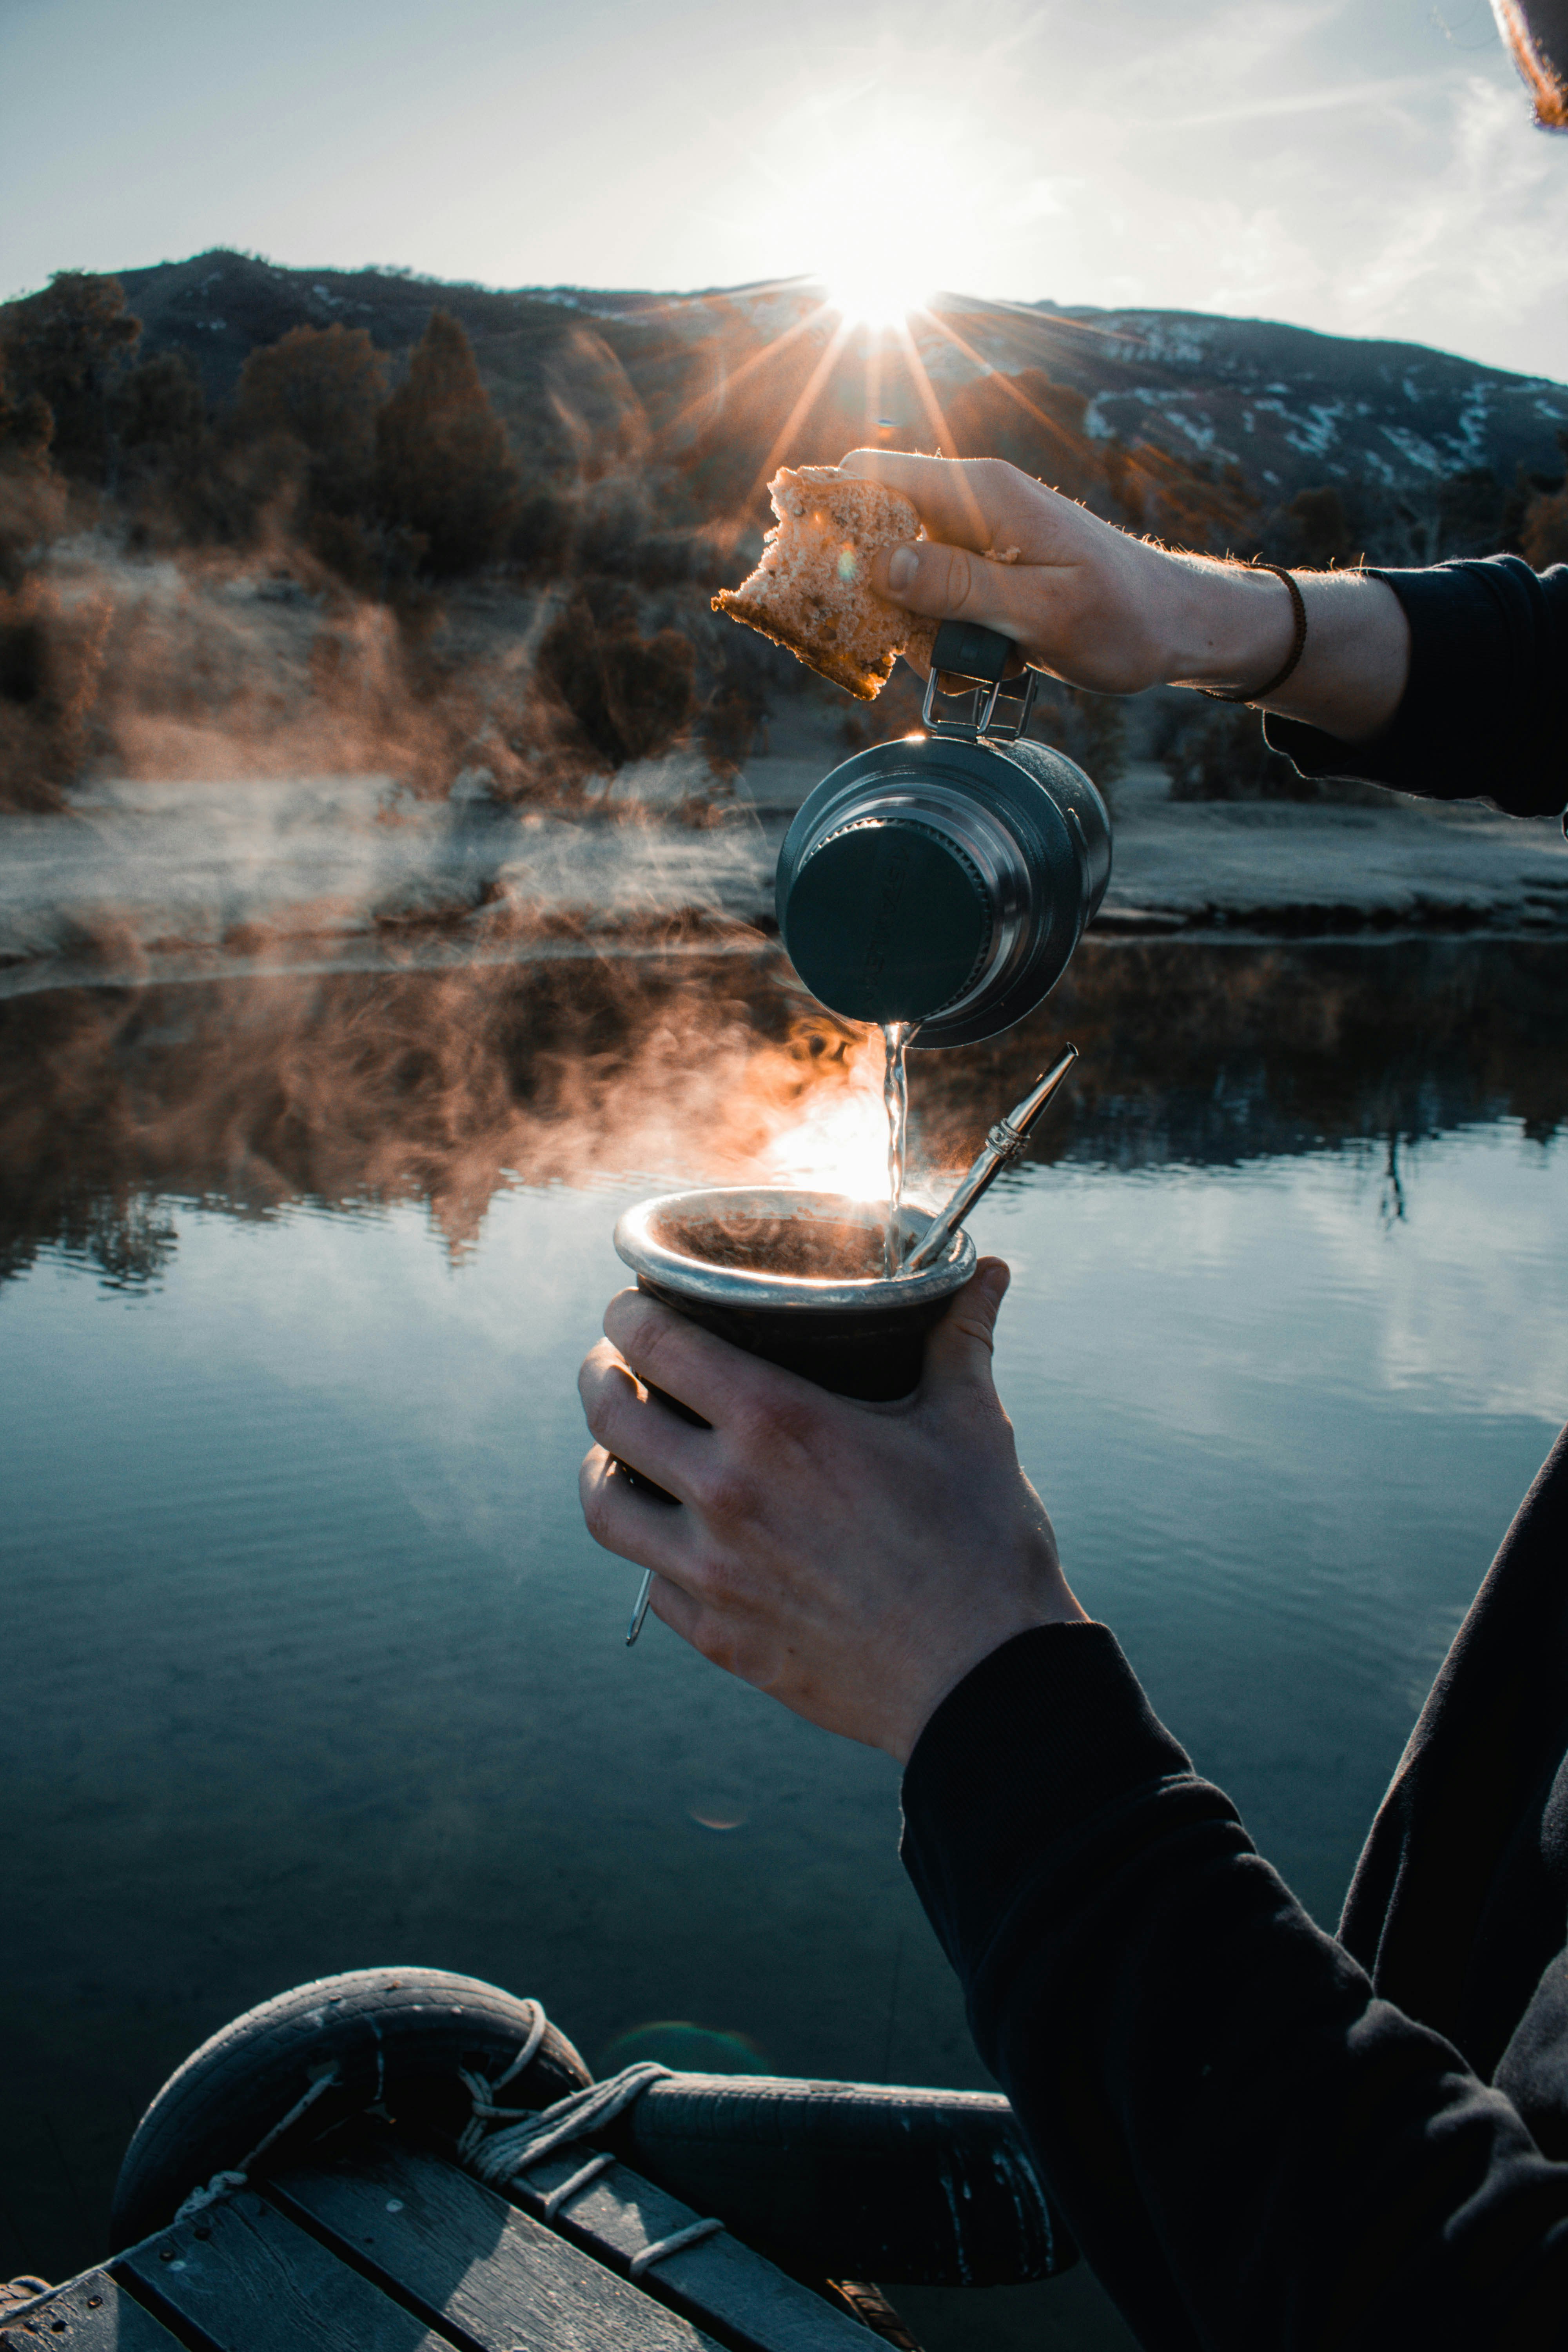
[1199, 562, 1308, 706]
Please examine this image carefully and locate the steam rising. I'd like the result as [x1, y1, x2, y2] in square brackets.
[6, 940, 1566, 1297]
[0, 955, 901, 1277]
[22, 532, 575, 803]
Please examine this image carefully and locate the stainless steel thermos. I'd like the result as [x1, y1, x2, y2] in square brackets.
[775, 622, 1112, 1047]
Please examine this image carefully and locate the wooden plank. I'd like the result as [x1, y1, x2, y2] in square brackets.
[0, 2270, 185, 2352]
[509, 2145, 872, 2352]
[118, 2185, 461, 2352]
[270, 2134, 726, 2352]
[276, 2129, 868, 2352]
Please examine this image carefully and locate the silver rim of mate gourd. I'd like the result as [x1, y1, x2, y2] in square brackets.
[614, 1187, 976, 1312]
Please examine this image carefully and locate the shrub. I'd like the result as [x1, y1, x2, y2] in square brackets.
[535, 582, 697, 766]
[1168, 700, 1385, 804]
[1030, 680, 1129, 791]
[1281, 485, 1357, 569]
[0, 571, 110, 810]
[1522, 486, 1568, 570]
[234, 324, 385, 517]
[0, 466, 63, 594]
[155, 427, 303, 553]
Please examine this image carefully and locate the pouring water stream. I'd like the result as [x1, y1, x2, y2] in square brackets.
[881, 1022, 916, 1278]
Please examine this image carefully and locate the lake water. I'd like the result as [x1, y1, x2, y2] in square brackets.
[4, 937, 1566, 2351]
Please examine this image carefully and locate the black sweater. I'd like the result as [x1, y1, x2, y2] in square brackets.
[1264, 554, 1568, 818]
[901, 556, 1568, 2349]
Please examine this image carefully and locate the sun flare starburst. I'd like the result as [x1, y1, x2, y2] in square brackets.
[818, 259, 938, 333]
[735, 99, 982, 341]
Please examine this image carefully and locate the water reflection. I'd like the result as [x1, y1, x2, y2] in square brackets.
[4, 938, 1566, 1290]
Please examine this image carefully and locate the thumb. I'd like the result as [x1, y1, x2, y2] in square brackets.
[870, 540, 1036, 645]
[924, 1257, 1011, 1392]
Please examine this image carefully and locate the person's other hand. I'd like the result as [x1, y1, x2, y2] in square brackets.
[577, 1260, 1087, 1764]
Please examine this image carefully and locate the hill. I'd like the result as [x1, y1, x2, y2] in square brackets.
[3, 251, 1564, 824]
[114, 250, 1568, 553]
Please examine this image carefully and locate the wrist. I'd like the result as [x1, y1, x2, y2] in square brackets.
[1160, 555, 1296, 695]
[1153, 560, 1410, 742]
[891, 1579, 1089, 1766]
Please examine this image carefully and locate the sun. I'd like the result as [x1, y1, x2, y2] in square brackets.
[818, 258, 938, 333]
[733, 103, 971, 333]
[800, 132, 946, 331]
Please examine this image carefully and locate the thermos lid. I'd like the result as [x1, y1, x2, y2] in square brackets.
[782, 818, 991, 1025]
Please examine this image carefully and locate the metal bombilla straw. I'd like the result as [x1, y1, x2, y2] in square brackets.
[900, 1047, 1080, 1277]
[627, 1573, 655, 1647]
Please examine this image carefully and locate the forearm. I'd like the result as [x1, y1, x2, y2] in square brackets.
[903, 1627, 1568, 2350]
[1160, 556, 1411, 744]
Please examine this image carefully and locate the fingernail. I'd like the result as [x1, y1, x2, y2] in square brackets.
[886, 543, 917, 596]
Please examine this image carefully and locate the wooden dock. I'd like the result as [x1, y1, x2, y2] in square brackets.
[0, 2119, 915, 2351]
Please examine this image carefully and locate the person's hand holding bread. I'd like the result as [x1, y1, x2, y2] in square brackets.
[842, 448, 1186, 695]
[716, 450, 1411, 746]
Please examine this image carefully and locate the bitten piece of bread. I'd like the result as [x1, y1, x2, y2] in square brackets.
[712, 466, 937, 701]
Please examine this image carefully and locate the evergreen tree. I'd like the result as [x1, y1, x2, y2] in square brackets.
[375, 310, 519, 576]
[0, 342, 53, 475]
[0, 273, 140, 481]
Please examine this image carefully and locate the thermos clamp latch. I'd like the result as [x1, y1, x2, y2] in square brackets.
[922, 620, 1039, 743]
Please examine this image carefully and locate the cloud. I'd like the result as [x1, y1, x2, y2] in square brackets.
[1001, 176, 1074, 226]
[1156, 72, 1451, 131]
[1339, 74, 1568, 370]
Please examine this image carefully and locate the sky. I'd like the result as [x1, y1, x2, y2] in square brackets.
[4, 0, 1568, 381]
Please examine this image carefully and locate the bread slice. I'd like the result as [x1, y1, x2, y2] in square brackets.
[712, 466, 937, 701]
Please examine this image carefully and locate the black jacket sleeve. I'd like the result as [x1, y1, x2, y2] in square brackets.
[1263, 556, 1568, 818]
[900, 1624, 1568, 2350]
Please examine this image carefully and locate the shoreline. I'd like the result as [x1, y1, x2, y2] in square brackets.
[3, 757, 1565, 1002]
